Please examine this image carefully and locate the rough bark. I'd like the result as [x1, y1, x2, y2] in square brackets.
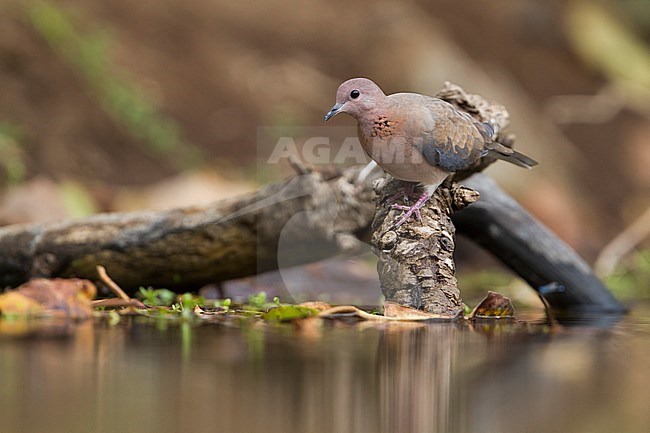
[370, 178, 478, 315]
[0, 164, 375, 291]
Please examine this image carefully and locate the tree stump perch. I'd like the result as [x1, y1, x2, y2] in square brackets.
[370, 178, 478, 315]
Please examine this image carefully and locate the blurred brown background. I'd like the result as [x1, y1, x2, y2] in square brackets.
[0, 0, 648, 294]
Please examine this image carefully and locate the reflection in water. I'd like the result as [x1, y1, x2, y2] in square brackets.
[1, 309, 650, 433]
[378, 323, 458, 433]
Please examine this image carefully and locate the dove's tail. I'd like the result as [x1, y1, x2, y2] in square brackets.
[487, 143, 538, 169]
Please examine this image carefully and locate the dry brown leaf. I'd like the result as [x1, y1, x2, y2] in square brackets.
[469, 291, 515, 319]
[0, 278, 96, 319]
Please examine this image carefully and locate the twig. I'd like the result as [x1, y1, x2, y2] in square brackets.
[595, 206, 650, 277]
[94, 266, 145, 309]
[96, 265, 130, 301]
[317, 304, 459, 322]
[91, 298, 144, 308]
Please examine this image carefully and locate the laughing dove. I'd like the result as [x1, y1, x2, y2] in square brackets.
[324, 78, 537, 226]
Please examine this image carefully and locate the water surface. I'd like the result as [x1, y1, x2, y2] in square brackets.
[1, 305, 649, 433]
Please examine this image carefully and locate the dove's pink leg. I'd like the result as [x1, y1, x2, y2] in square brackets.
[392, 193, 429, 226]
[391, 183, 441, 227]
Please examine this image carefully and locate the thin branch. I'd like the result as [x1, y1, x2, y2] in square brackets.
[594, 206, 650, 277]
[96, 265, 130, 301]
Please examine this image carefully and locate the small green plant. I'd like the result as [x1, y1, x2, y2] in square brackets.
[179, 293, 205, 320]
[247, 291, 268, 310]
[212, 298, 232, 312]
[138, 287, 177, 307]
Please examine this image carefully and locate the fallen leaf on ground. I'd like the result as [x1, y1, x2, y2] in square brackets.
[469, 291, 515, 319]
[0, 278, 96, 319]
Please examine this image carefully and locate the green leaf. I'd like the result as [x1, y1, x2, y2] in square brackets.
[262, 305, 318, 322]
[247, 291, 268, 310]
[138, 287, 177, 307]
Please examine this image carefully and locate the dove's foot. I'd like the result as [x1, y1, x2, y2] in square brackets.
[391, 192, 431, 227]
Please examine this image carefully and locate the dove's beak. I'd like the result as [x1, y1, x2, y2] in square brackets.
[324, 103, 343, 122]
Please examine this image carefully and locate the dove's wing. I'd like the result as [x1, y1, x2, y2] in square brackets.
[413, 99, 492, 172]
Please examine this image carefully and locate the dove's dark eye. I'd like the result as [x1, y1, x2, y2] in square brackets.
[350, 89, 360, 99]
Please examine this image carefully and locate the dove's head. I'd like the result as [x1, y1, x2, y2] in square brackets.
[324, 78, 386, 121]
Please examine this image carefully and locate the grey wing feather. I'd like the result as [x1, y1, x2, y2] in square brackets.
[420, 136, 479, 172]
[417, 102, 488, 172]
[476, 122, 494, 140]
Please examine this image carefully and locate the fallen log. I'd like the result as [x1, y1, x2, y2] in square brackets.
[0, 167, 624, 313]
[0, 164, 374, 291]
[453, 174, 626, 313]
